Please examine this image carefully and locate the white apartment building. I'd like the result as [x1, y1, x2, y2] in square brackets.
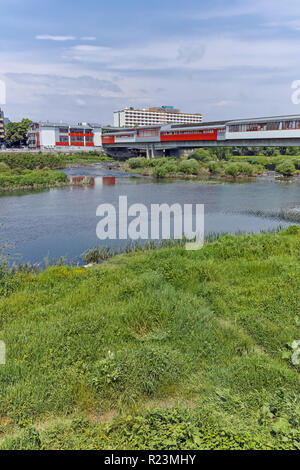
[114, 106, 203, 127]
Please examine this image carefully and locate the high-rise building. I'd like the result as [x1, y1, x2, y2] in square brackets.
[0, 108, 5, 142]
[113, 106, 203, 127]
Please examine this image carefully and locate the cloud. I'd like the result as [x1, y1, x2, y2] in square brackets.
[75, 98, 86, 106]
[6, 73, 122, 97]
[177, 44, 205, 64]
[81, 36, 96, 41]
[183, 4, 259, 20]
[212, 100, 236, 107]
[63, 36, 300, 73]
[35, 35, 76, 41]
[263, 19, 300, 31]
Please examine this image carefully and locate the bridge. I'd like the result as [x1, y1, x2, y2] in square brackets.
[102, 114, 300, 159]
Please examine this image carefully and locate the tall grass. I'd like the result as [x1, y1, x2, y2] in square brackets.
[0, 227, 300, 449]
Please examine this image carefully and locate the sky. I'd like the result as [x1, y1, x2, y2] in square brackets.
[1, 0, 300, 124]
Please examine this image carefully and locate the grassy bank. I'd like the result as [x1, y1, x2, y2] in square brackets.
[0, 227, 300, 449]
[0, 152, 111, 191]
[0, 168, 68, 191]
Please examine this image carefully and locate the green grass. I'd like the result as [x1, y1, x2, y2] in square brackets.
[0, 169, 68, 190]
[0, 227, 300, 449]
[0, 151, 113, 190]
[0, 152, 111, 171]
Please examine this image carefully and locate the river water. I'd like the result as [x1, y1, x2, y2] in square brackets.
[0, 163, 299, 265]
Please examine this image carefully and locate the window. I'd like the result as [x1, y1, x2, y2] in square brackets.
[137, 128, 159, 137]
[71, 136, 84, 143]
[284, 121, 294, 129]
[70, 128, 84, 134]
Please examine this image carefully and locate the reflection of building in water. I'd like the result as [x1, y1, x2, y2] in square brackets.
[67, 176, 95, 186]
[102, 177, 116, 185]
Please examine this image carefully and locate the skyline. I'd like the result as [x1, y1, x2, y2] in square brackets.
[2, 0, 300, 124]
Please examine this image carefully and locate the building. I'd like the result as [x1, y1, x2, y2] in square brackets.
[0, 108, 5, 142]
[113, 106, 203, 127]
[27, 122, 102, 150]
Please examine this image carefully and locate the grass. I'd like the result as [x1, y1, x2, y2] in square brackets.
[0, 151, 111, 170]
[0, 169, 68, 191]
[0, 227, 300, 449]
[0, 151, 112, 191]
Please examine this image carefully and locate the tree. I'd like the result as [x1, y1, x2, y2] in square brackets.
[4, 118, 32, 148]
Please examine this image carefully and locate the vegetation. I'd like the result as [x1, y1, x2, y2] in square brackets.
[0, 151, 110, 171]
[0, 227, 300, 449]
[275, 161, 296, 177]
[125, 156, 264, 179]
[125, 146, 300, 180]
[0, 151, 111, 191]
[0, 169, 67, 190]
[4, 119, 32, 148]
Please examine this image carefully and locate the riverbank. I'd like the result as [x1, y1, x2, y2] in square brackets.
[0, 227, 299, 449]
[0, 152, 112, 191]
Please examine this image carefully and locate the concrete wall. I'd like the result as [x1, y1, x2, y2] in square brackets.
[40, 128, 56, 147]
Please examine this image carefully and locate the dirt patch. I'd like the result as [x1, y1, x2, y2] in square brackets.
[88, 409, 118, 424]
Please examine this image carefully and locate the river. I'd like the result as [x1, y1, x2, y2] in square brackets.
[0, 163, 299, 265]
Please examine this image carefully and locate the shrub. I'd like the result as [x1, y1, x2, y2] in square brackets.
[275, 161, 296, 176]
[128, 157, 148, 169]
[152, 165, 169, 178]
[178, 159, 199, 175]
[224, 163, 240, 177]
[207, 161, 224, 174]
[190, 148, 212, 162]
[211, 147, 231, 161]
[224, 162, 261, 177]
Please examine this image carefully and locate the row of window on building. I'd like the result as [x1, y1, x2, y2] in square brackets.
[59, 136, 93, 143]
[162, 129, 217, 136]
[228, 120, 300, 132]
[59, 128, 93, 134]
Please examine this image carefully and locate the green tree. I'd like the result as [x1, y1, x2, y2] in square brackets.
[4, 119, 32, 148]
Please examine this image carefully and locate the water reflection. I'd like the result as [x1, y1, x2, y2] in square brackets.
[0, 165, 299, 265]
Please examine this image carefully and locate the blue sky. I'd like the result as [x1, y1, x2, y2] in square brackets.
[1, 0, 300, 123]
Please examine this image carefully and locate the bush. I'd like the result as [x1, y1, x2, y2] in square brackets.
[152, 165, 169, 178]
[225, 163, 238, 177]
[128, 157, 148, 169]
[211, 147, 231, 161]
[224, 162, 261, 177]
[207, 161, 224, 174]
[178, 159, 199, 175]
[275, 161, 296, 176]
[190, 149, 212, 162]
